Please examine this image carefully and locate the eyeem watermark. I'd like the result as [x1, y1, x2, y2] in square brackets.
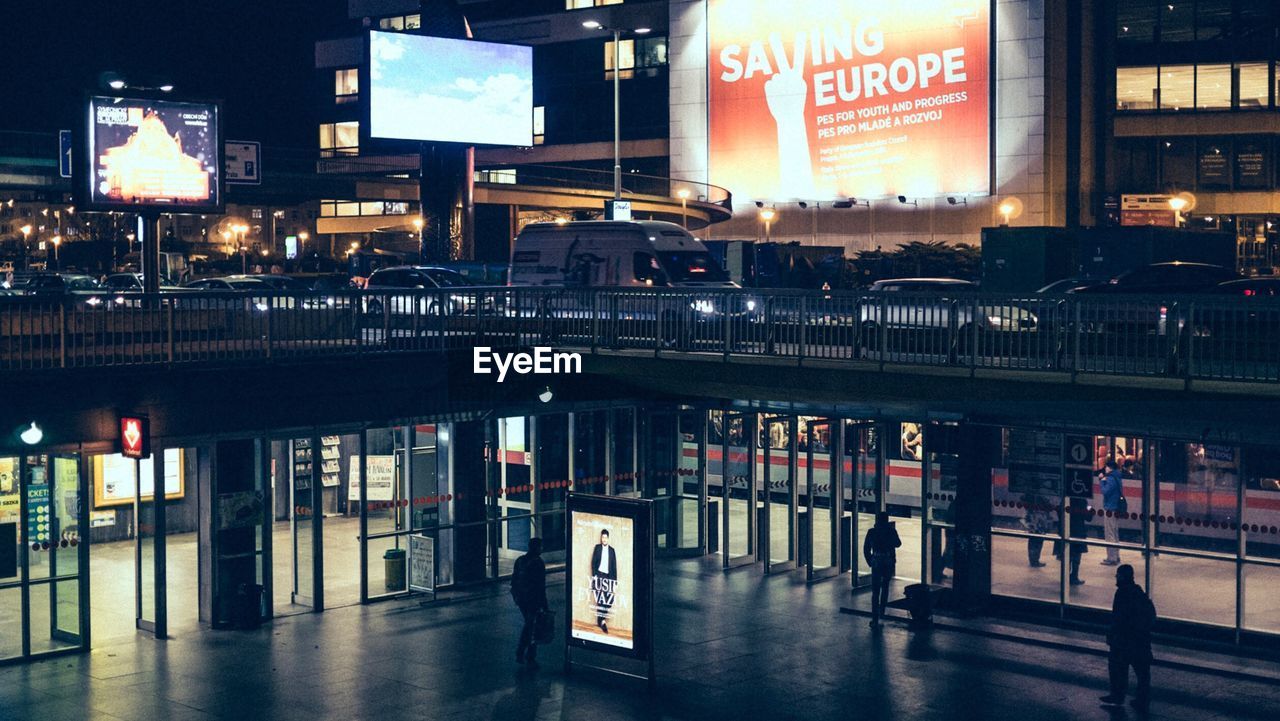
[473, 346, 582, 382]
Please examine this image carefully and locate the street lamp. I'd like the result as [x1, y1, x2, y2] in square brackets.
[758, 207, 776, 242]
[51, 235, 62, 269]
[583, 20, 651, 202]
[412, 216, 425, 239]
[677, 188, 691, 229]
[998, 201, 1015, 226]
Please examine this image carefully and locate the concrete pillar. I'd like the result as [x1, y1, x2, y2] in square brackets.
[450, 420, 489, 584]
[951, 424, 1002, 611]
[200, 439, 259, 628]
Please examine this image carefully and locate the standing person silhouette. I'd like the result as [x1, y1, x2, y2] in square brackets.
[863, 512, 901, 627]
[1101, 564, 1156, 711]
[510, 537, 548, 666]
[589, 529, 618, 633]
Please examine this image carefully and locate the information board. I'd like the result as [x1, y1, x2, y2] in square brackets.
[565, 493, 654, 661]
[409, 534, 435, 593]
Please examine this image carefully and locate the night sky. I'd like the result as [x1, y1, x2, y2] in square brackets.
[5, 1, 348, 148]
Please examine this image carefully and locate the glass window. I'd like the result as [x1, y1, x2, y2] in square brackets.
[379, 16, 404, 31]
[605, 39, 635, 79]
[1150, 552, 1236, 627]
[1243, 563, 1280, 634]
[1239, 62, 1270, 108]
[1196, 64, 1231, 109]
[533, 106, 545, 145]
[1198, 140, 1231, 188]
[1116, 66, 1158, 110]
[1159, 64, 1195, 109]
[637, 37, 668, 67]
[1155, 442, 1239, 554]
[1159, 1, 1194, 42]
[1243, 446, 1280, 559]
[335, 68, 359, 103]
[320, 121, 359, 157]
[566, 0, 623, 7]
[405, 14, 420, 30]
[1195, 0, 1232, 41]
[1162, 138, 1196, 188]
[1117, 1, 1157, 43]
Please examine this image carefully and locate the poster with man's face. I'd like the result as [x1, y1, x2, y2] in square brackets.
[570, 510, 635, 650]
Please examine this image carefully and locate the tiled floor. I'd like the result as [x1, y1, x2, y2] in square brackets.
[3, 555, 1278, 721]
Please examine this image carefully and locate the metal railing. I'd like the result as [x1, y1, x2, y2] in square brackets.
[2, 288, 1278, 385]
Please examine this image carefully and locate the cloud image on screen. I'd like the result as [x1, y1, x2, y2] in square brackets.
[370, 32, 533, 146]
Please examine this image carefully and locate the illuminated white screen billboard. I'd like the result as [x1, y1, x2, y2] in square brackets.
[84, 96, 222, 212]
[368, 31, 533, 146]
[708, 0, 991, 201]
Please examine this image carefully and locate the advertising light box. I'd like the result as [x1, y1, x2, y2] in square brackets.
[565, 493, 653, 660]
[84, 95, 223, 212]
[368, 31, 533, 146]
[708, 0, 991, 201]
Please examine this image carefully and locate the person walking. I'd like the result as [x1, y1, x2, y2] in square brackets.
[863, 511, 901, 627]
[1100, 564, 1155, 711]
[1023, 494, 1053, 567]
[1100, 459, 1124, 565]
[511, 537, 549, 666]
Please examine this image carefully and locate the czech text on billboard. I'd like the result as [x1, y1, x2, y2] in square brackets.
[708, 0, 991, 201]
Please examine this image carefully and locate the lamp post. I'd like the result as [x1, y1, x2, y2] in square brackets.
[19, 224, 32, 271]
[583, 20, 651, 202]
[677, 188, 690, 229]
[51, 235, 61, 269]
[998, 201, 1014, 227]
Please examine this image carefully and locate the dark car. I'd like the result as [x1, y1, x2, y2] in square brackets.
[364, 266, 484, 315]
[1036, 277, 1102, 295]
[1072, 262, 1242, 295]
[12, 273, 102, 296]
[1211, 278, 1280, 298]
[227, 274, 312, 291]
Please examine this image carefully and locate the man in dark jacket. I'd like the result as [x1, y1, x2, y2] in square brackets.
[1101, 564, 1155, 711]
[1100, 459, 1124, 565]
[863, 512, 901, 627]
[589, 528, 618, 633]
[512, 537, 548, 665]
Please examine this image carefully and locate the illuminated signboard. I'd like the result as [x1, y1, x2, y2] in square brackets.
[708, 0, 991, 201]
[84, 95, 223, 212]
[120, 415, 150, 460]
[565, 493, 653, 660]
[367, 31, 533, 146]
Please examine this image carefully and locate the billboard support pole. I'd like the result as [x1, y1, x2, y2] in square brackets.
[139, 213, 162, 295]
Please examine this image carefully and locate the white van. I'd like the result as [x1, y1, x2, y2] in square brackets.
[508, 220, 737, 288]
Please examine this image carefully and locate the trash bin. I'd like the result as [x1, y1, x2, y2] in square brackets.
[235, 583, 263, 630]
[903, 583, 942, 628]
[384, 548, 407, 592]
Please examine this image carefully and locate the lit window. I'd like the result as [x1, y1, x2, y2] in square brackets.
[605, 39, 636, 79]
[1196, 64, 1231, 109]
[335, 68, 359, 104]
[1116, 66, 1158, 111]
[566, 0, 623, 8]
[1239, 62, 1269, 108]
[405, 14, 420, 30]
[533, 106, 545, 145]
[319, 121, 360, 157]
[379, 16, 404, 31]
[1159, 64, 1194, 110]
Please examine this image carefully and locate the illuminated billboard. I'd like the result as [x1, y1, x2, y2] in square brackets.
[84, 96, 222, 212]
[565, 493, 653, 660]
[708, 0, 991, 201]
[368, 31, 533, 146]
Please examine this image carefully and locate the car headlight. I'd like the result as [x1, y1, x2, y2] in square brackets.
[114, 295, 126, 305]
[84, 296, 102, 306]
[986, 314, 1009, 327]
[691, 299, 715, 314]
[254, 301, 269, 312]
[745, 299, 757, 312]
[326, 297, 336, 307]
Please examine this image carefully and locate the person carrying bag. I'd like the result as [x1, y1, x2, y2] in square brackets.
[511, 537, 550, 666]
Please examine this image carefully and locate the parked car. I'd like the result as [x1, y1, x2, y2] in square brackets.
[10, 273, 102, 297]
[859, 278, 1038, 355]
[1071, 262, 1241, 295]
[364, 266, 488, 315]
[1036, 277, 1102, 295]
[183, 277, 272, 291]
[1211, 278, 1280, 298]
[1070, 263, 1243, 338]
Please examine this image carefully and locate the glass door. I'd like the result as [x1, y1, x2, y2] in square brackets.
[664, 409, 705, 555]
[846, 420, 881, 588]
[762, 416, 798, 574]
[803, 419, 841, 582]
[4, 453, 89, 660]
[134, 450, 166, 637]
[289, 436, 322, 609]
[716, 412, 756, 568]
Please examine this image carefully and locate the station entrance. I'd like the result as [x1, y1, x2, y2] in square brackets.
[5, 401, 1280, 663]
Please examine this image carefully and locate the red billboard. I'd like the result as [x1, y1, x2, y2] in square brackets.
[708, 1, 991, 201]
